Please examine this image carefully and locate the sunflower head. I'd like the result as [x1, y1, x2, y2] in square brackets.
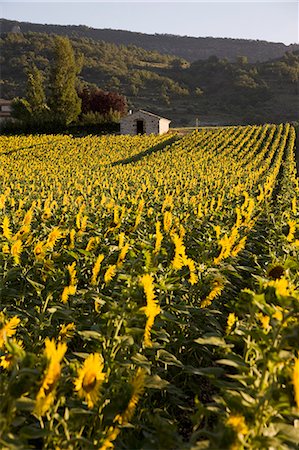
[267, 265, 284, 280]
[74, 353, 106, 409]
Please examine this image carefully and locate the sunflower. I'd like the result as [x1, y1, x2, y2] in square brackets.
[59, 322, 76, 341]
[34, 241, 46, 260]
[0, 339, 24, 370]
[104, 265, 117, 284]
[0, 316, 21, 349]
[267, 264, 284, 280]
[74, 353, 106, 409]
[46, 226, 63, 250]
[10, 240, 23, 264]
[2, 216, 12, 240]
[99, 368, 145, 450]
[140, 274, 161, 347]
[91, 254, 105, 285]
[226, 414, 248, 435]
[34, 338, 67, 416]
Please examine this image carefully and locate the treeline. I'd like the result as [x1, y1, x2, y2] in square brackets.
[174, 52, 299, 123]
[6, 36, 127, 133]
[1, 18, 299, 63]
[0, 30, 187, 100]
[1, 29, 299, 126]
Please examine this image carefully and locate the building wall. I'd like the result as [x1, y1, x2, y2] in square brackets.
[158, 118, 170, 135]
[0, 102, 13, 126]
[120, 112, 159, 135]
[1, 105, 11, 113]
[120, 111, 170, 135]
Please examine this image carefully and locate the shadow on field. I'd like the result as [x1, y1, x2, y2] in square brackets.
[2, 139, 63, 157]
[110, 135, 179, 167]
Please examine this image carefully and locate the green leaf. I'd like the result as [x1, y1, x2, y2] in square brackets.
[131, 353, 151, 367]
[276, 423, 299, 444]
[115, 335, 134, 345]
[156, 350, 183, 367]
[26, 277, 45, 293]
[72, 352, 90, 359]
[78, 330, 103, 341]
[216, 357, 248, 369]
[69, 408, 96, 416]
[194, 336, 229, 347]
[184, 365, 224, 377]
[15, 397, 35, 412]
[145, 374, 169, 389]
[20, 425, 47, 439]
[190, 440, 210, 450]
[66, 251, 80, 260]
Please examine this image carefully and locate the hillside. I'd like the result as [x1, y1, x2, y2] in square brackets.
[1, 27, 298, 126]
[1, 18, 299, 63]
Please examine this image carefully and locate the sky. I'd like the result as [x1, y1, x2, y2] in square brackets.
[1, 1, 298, 45]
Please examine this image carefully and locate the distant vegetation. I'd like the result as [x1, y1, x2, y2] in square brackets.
[3, 35, 128, 133]
[1, 18, 299, 63]
[0, 19, 299, 126]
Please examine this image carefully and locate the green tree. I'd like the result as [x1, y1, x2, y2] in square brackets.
[12, 63, 48, 127]
[48, 36, 82, 126]
[11, 97, 31, 124]
[26, 63, 47, 114]
[161, 84, 170, 105]
[237, 55, 248, 65]
[195, 87, 204, 96]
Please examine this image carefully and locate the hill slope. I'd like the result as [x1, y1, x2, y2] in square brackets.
[1, 18, 299, 63]
[1, 27, 298, 126]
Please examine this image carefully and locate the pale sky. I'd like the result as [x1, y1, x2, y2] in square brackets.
[1, 1, 298, 45]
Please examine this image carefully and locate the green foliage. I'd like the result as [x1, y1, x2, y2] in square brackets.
[2, 18, 298, 64]
[79, 109, 121, 125]
[48, 36, 82, 127]
[195, 87, 204, 96]
[11, 97, 32, 123]
[0, 125, 298, 449]
[25, 63, 47, 113]
[2, 27, 299, 125]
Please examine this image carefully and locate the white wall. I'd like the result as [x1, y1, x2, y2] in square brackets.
[1, 105, 11, 112]
[158, 118, 170, 135]
[120, 111, 170, 135]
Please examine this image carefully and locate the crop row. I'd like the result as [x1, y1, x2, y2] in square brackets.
[0, 125, 298, 449]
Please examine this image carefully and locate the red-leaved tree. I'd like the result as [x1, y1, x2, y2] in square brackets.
[78, 86, 127, 117]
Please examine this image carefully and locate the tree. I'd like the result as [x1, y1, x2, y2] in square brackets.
[171, 58, 185, 70]
[26, 63, 47, 113]
[237, 56, 248, 65]
[106, 76, 121, 91]
[195, 87, 204, 96]
[48, 36, 82, 126]
[89, 90, 127, 116]
[12, 63, 49, 127]
[161, 84, 170, 105]
[77, 85, 127, 120]
[11, 98, 31, 124]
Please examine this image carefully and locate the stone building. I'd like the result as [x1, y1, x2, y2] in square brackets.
[120, 110, 171, 135]
[0, 99, 12, 123]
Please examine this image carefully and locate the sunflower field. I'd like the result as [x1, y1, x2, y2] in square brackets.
[1, 124, 299, 449]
